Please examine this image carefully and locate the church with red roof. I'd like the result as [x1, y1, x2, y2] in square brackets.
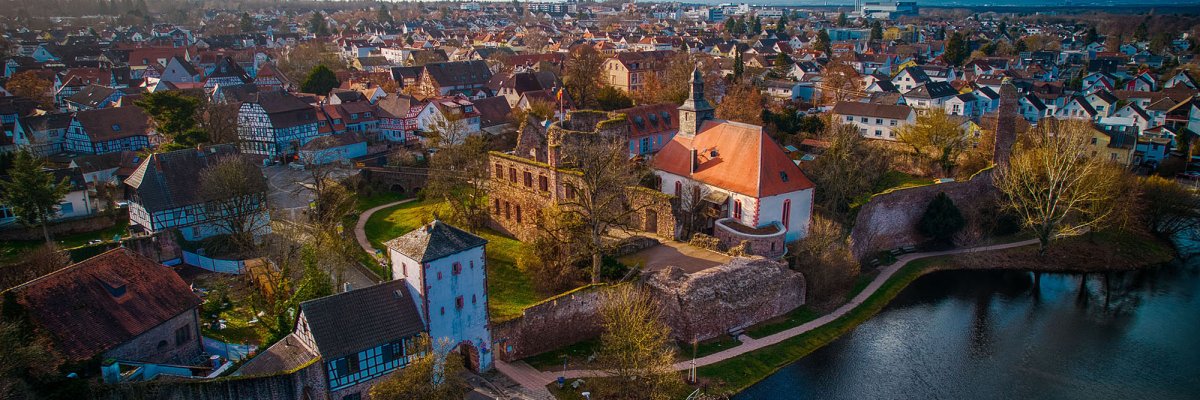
[652, 67, 815, 255]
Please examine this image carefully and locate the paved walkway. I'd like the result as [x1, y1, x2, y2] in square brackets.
[353, 199, 415, 255]
[619, 241, 732, 273]
[494, 361, 556, 400]
[497, 237, 1043, 390]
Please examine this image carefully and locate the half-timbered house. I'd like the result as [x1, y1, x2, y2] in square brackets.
[237, 91, 320, 161]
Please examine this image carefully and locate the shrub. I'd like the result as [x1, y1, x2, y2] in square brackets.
[917, 192, 965, 245]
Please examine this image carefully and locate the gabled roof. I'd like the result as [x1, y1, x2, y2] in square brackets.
[618, 103, 678, 138]
[8, 248, 201, 362]
[471, 95, 512, 128]
[904, 81, 958, 100]
[124, 144, 256, 212]
[652, 119, 814, 197]
[831, 102, 914, 120]
[422, 60, 493, 88]
[65, 85, 122, 108]
[384, 220, 487, 263]
[73, 105, 151, 142]
[300, 279, 424, 360]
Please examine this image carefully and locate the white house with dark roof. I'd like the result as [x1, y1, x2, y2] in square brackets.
[385, 220, 492, 371]
[831, 101, 916, 140]
[66, 105, 156, 154]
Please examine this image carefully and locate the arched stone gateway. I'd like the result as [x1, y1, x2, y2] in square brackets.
[456, 341, 481, 372]
[390, 184, 406, 193]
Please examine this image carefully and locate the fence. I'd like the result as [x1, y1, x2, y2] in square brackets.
[182, 251, 248, 274]
[203, 336, 258, 362]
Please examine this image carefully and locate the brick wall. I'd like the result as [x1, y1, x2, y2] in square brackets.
[491, 285, 609, 361]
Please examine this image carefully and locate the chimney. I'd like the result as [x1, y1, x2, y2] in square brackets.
[690, 148, 698, 173]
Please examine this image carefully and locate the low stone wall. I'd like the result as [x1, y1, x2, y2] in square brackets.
[92, 360, 326, 400]
[645, 258, 805, 342]
[0, 213, 125, 241]
[848, 171, 997, 260]
[359, 166, 429, 195]
[713, 219, 786, 259]
[491, 285, 609, 361]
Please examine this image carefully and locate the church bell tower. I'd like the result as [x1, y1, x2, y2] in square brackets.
[677, 64, 714, 138]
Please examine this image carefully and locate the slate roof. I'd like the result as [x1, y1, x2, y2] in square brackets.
[66, 85, 123, 108]
[618, 103, 678, 138]
[124, 144, 256, 212]
[471, 95, 513, 128]
[73, 105, 151, 142]
[247, 91, 317, 129]
[206, 56, 252, 84]
[904, 81, 958, 100]
[7, 248, 201, 362]
[19, 112, 73, 132]
[423, 60, 493, 88]
[299, 280, 425, 360]
[385, 220, 487, 263]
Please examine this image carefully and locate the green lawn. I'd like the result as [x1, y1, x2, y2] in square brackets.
[355, 191, 410, 212]
[361, 198, 543, 322]
[745, 306, 820, 339]
[524, 338, 602, 371]
[0, 219, 129, 264]
[850, 170, 937, 209]
[696, 257, 942, 394]
[685, 335, 743, 359]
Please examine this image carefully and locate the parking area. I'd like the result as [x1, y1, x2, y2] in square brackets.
[262, 164, 356, 220]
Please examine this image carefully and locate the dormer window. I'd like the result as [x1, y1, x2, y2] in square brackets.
[111, 124, 121, 131]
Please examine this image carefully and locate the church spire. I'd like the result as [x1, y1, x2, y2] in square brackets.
[678, 64, 714, 138]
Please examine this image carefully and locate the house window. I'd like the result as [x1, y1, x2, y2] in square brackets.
[875, 130, 882, 137]
[494, 163, 503, 178]
[890, 119, 897, 126]
[876, 118, 883, 124]
[782, 199, 791, 229]
[860, 117, 868, 123]
[175, 324, 192, 346]
[523, 172, 533, 188]
[538, 175, 549, 192]
[509, 167, 517, 183]
[452, 262, 462, 275]
[440, 307, 445, 315]
[674, 181, 682, 197]
[493, 199, 500, 214]
[347, 354, 361, 374]
[59, 202, 74, 214]
[504, 202, 511, 219]
[733, 200, 742, 219]
[437, 271, 442, 280]
[472, 294, 477, 304]
[456, 296, 464, 309]
[515, 205, 523, 223]
[845, 115, 853, 122]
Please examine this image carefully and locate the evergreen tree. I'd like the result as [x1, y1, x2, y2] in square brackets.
[776, 13, 788, 32]
[378, 3, 393, 24]
[0, 151, 71, 243]
[815, 29, 832, 55]
[772, 52, 793, 79]
[943, 32, 969, 66]
[240, 12, 255, 33]
[837, 12, 848, 27]
[733, 52, 744, 81]
[724, 17, 736, 34]
[870, 20, 883, 41]
[1134, 17, 1149, 42]
[310, 11, 329, 36]
[918, 192, 965, 245]
[301, 65, 340, 95]
[1084, 26, 1099, 45]
[750, 16, 761, 34]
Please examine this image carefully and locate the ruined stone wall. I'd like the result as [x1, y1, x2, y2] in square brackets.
[624, 187, 677, 241]
[713, 223, 786, 259]
[848, 171, 998, 259]
[491, 285, 609, 361]
[485, 152, 563, 241]
[494, 257, 808, 361]
[645, 258, 805, 342]
[92, 360, 328, 400]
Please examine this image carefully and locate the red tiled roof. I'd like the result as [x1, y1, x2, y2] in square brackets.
[10, 248, 201, 362]
[653, 120, 814, 197]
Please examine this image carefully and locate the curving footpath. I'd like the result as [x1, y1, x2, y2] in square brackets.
[495, 237, 1043, 394]
[353, 199, 416, 255]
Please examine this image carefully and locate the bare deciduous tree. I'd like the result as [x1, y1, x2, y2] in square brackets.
[556, 134, 651, 283]
[369, 333, 467, 400]
[199, 155, 270, 251]
[596, 285, 683, 400]
[800, 122, 889, 219]
[895, 108, 975, 176]
[424, 113, 490, 230]
[995, 119, 1124, 255]
[789, 215, 860, 306]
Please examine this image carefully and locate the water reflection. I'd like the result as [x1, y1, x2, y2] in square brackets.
[734, 259, 1200, 400]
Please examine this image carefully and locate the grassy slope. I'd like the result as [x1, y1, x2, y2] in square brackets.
[361, 198, 541, 322]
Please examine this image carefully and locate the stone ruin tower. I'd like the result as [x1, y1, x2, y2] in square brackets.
[992, 81, 1020, 169]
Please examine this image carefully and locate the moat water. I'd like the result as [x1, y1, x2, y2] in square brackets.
[734, 257, 1200, 400]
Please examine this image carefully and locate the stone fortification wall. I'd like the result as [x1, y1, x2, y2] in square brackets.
[645, 258, 805, 342]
